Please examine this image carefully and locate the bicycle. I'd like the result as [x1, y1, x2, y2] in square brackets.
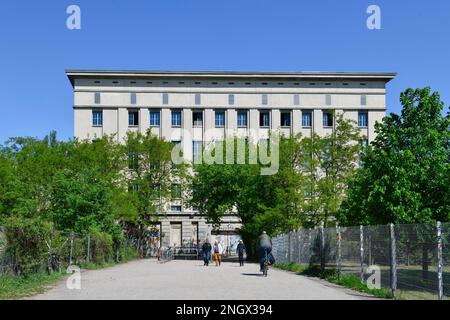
[262, 249, 269, 277]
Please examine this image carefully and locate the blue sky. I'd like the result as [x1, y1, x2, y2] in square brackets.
[0, 0, 449, 142]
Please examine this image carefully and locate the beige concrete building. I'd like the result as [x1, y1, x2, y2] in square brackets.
[66, 70, 396, 254]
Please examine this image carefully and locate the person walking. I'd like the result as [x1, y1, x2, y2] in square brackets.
[212, 240, 223, 266]
[202, 239, 212, 266]
[236, 240, 246, 266]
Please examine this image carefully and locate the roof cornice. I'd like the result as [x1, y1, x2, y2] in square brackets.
[66, 69, 397, 86]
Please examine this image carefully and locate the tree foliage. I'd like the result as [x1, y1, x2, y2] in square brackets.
[338, 88, 450, 225]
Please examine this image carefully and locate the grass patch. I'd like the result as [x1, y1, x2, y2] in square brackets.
[0, 272, 66, 300]
[273, 263, 392, 299]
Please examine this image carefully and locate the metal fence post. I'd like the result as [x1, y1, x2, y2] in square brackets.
[437, 221, 443, 300]
[320, 223, 325, 272]
[87, 233, 91, 263]
[69, 234, 74, 266]
[360, 225, 364, 283]
[336, 224, 342, 278]
[288, 232, 291, 262]
[390, 223, 397, 300]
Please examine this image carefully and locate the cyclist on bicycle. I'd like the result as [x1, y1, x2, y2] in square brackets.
[259, 231, 272, 272]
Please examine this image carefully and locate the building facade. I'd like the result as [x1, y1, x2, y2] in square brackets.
[67, 70, 395, 253]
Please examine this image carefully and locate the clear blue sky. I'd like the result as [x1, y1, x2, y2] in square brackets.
[0, 0, 449, 143]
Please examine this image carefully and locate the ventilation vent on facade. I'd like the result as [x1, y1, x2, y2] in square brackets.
[343, 83, 349, 86]
[178, 82, 185, 85]
[325, 83, 331, 86]
[146, 81, 153, 84]
[245, 82, 251, 85]
[212, 82, 218, 85]
[94, 81, 101, 84]
[278, 83, 284, 86]
[360, 83, 367, 86]
[195, 82, 201, 85]
[309, 83, 316, 86]
[262, 82, 268, 85]
[228, 82, 235, 85]
[163, 81, 169, 85]
[294, 82, 300, 86]
[113, 81, 119, 84]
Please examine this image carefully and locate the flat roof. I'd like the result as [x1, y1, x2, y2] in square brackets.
[66, 69, 397, 86]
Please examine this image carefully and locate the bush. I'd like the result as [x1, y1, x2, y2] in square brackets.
[90, 231, 113, 264]
[1, 217, 54, 276]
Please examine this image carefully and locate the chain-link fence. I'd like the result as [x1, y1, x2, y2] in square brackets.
[273, 222, 449, 300]
[0, 227, 139, 277]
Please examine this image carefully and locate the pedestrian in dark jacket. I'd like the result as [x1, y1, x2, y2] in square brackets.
[202, 239, 212, 266]
[236, 240, 246, 266]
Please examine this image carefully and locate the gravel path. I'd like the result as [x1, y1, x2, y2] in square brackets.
[29, 259, 376, 300]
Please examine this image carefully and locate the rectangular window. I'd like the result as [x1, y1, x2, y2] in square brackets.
[361, 95, 367, 106]
[280, 111, 291, 127]
[325, 94, 332, 106]
[193, 111, 203, 127]
[128, 150, 138, 170]
[215, 111, 225, 127]
[195, 93, 201, 105]
[130, 93, 137, 105]
[228, 94, 235, 105]
[262, 94, 268, 105]
[128, 110, 139, 126]
[94, 92, 101, 104]
[237, 111, 248, 127]
[149, 110, 160, 126]
[171, 184, 182, 199]
[302, 111, 312, 128]
[171, 206, 182, 212]
[162, 93, 169, 105]
[323, 111, 333, 127]
[294, 94, 300, 106]
[193, 141, 203, 163]
[171, 110, 182, 127]
[358, 112, 368, 127]
[92, 110, 103, 126]
[259, 111, 270, 127]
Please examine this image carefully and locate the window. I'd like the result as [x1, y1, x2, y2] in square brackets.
[193, 111, 203, 127]
[128, 110, 139, 126]
[171, 110, 182, 127]
[260, 111, 270, 127]
[162, 93, 169, 105]
[193, 141, 203, 163]
[294, 94, 300, 106]
[195, 94, 201, 105]
[171, 206, 182, 212]
[323, 111, 333, 127]
[128, 183, 139, 192]
[358, 112, 368, 127]
[149, 110, 160, 126]
[280, 111, 291, 127]
[262, 94, 268, 105]
[237, 111, 248, 127]
[361, 95, 367, 106]
[94, 92, 101, 104]
[171, 184, 182, 199]
[130, 93, 137, 105]
[302, 111, 312, 128]
[128, 150, 138, 170]
[92, 110, 103, 126]
[325, 94, 332, 106]
[215, 111, 225, 127]
[228, 94, 235, 105]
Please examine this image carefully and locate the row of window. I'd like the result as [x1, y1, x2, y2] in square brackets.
[92, 110, 369, 128]
[94, 92, 368, 107]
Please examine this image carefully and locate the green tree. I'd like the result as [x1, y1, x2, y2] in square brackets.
[122, 130, 189, 254]
[339, 88, 450, 225]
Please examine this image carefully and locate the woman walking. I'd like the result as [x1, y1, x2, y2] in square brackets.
[212, 240, 223, 266]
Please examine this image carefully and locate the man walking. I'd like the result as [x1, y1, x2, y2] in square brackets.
[213, 240, 223, 266]
[202, 239, 212, 266]
[236, 240, 246, 266]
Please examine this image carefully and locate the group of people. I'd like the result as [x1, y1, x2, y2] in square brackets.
[200, 231, 273, 272]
